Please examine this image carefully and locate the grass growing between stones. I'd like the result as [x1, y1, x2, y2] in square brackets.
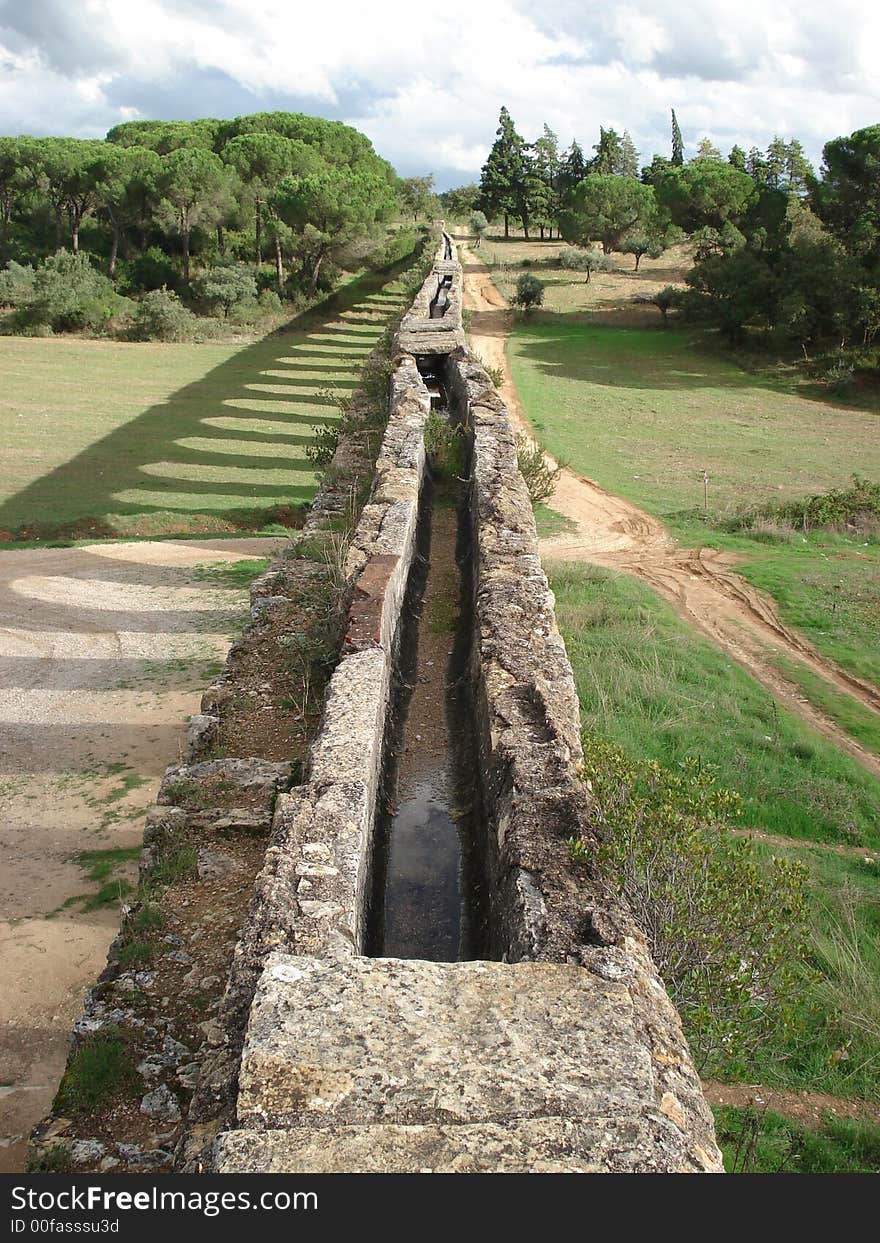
[55, 1028, 141, 1116]
[551, 562, 880, 847]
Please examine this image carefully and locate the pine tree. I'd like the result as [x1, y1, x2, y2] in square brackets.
[479, 106, 530, 239]
[671, 109, 684, 166]
[728, 145, 747, 171]
[532, 124, 560, 238]
[557, 140, 588, 199]
[620, 130, 640, 178]
[766, 136, 788, 190]
[746, 146, 769, 185]
[783, 139, 814, 196]
[592, 127, 624, 175]
[696, 137, 722, 161]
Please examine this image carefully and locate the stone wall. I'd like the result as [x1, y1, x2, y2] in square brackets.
[204, 235, 722, 1172]
[179, 353, 433, 1167]
[445, 347, 721, 1168]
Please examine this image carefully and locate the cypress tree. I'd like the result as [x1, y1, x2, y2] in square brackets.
[671, 109, 684, 166]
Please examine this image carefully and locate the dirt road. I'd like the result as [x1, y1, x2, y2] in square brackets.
[0, 536, 282, 1171]
[460, 245, 880, 778]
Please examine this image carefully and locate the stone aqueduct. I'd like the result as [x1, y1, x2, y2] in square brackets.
[38, 235, 723, 1175]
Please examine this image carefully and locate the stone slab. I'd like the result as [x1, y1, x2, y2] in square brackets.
[214, 1115, 709, 1173]
[237, 953, 655, 1130]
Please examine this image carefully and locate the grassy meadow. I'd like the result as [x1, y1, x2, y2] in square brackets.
[551, 563, 880, 848]
[0, 269, 408, 542]
[475, 235, 880, 710]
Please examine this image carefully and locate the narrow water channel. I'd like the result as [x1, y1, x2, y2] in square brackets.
[366, 427, 489, 961]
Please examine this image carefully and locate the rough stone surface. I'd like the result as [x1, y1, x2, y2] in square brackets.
[227, 953, 717, 1173]
[215, 1118, 692, 1174]
[140, 1085, 181, 1123]
[187, 230, 721, 1175]
[175, 348, 433, 1171]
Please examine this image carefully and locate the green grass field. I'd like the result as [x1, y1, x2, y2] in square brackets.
[551, 562, 880, 848]
[0, 268, 409, 541]
[505, 317, 880, 693]
[714, 1107, 880, 1173]
[508, 320, 880, 518]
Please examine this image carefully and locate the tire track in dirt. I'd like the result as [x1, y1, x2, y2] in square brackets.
[459, 243, 880, 781]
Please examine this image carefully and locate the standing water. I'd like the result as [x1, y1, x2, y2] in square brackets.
[367, 399, 488, 960]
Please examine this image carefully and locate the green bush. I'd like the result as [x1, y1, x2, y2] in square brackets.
[5, 251, 131, 333]
[0, 260, 36, 306]
[722, 476, 880, 536]
[469, 210, 488, 245]
[258, 288, 283, 314]
[515, 433, 560, 505]
[559, 246, 614, 280]
[194, 260, 257, 317]
[117, 246, 179, 295]
[571, 735, 808, 1071]
[130, 287, 198, 342]
[513, 272, 545, 311]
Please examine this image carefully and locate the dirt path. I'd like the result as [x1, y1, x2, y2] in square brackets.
[459, 244, 880, 781]
[0, 535, 283, 1172]
[732, 827, 880, 862]
[702, 1080, 880, 1130]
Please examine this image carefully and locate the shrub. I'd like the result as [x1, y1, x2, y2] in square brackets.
[721, 475, 880, 537]
[0, 260, 36, 306]
[130, 287, 198, 342]
[571, 736, 808, 1071]
[515, 433, 560, 505]
[305, 420, 341, 469]
[469, 210, 488, 246]
[117, 246, 179, 295]
[258, 288, 283, 314]
[559, 246, 614, 281]
[651, 285, 682, 325]
[194, 260, 257, 317]
[512, 271, 545, 311]
[5, 251, 130, 333]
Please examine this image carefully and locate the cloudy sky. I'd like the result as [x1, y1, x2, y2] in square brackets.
[1, 0, 878, 188]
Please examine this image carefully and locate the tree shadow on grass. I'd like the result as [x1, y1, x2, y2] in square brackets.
[500, 311, 880, 419]
[503, 315, 803, 394]
[0, 260, 410, 538]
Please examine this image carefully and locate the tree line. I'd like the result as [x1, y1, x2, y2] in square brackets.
[0, 112, 407, 309]
[440, 108, 880, 353]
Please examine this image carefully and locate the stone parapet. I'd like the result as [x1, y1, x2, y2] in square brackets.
[393, 232, 466, 356]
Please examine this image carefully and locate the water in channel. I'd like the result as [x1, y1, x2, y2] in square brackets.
[367, 456, 487, 962]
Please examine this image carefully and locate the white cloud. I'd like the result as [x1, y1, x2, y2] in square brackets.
[0, 0, 878, 184]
